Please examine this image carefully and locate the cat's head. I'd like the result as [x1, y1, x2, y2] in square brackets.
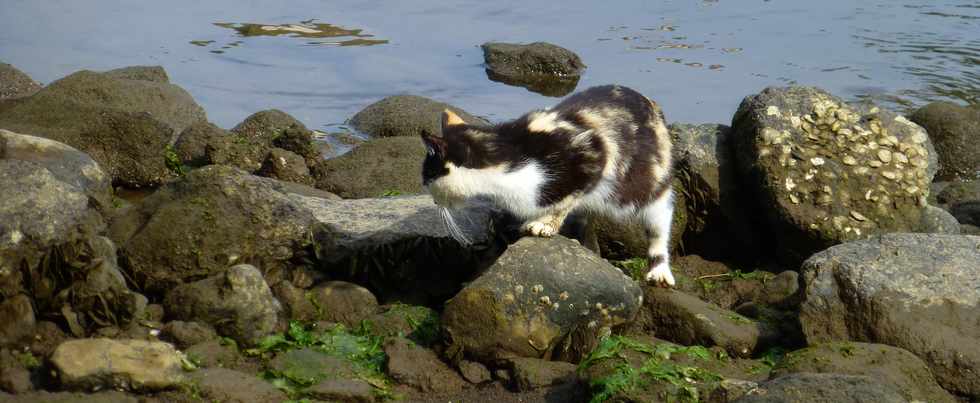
[419, 109, 490, 208]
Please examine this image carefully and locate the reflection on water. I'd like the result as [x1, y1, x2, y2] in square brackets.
[0, 0, 976, 131]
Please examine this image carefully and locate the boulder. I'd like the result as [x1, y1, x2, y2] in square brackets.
[383, 337, 466, 393]
[160, 321, 218, 349]
[909, 101, 980, 181]
[934, 180, 980, 228]
[670, 123, 760, 261]
[458, 360, 492, 384]
[258, 147, 314, 186]
[799, 233, 980, 398]
[481, 42, 585, 97]
[184, 340, 243, 369]
[314, 136, 426, 198]
[51, 338, 184, 391]
[0, 63, 41, 100]
[735, 373, 908, 403]
[173, 121, 229, 168]
[164, 264, 281, 346]
[349, 95, 486, 138]
[0, 129, 112, 211]
[771, 342, 956, 403]
[732, 86, 937, 264]
[204, 109, 322, 175]
[442, 236, 643, 362]
[506, 357, 577, 391]
[308, 281, 379, 327]
[187, 368, 287, 403]
[917, 205, 961, 234]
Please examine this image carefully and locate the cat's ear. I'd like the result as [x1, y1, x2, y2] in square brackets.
[441, 109, 466, 130]
[420, 130, 447, 157]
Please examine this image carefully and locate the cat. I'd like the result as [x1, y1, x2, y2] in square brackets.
[420, 85, 676, 287]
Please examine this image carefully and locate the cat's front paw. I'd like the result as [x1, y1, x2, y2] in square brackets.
[645, 264, 675, 287]
[523, 221, 558, 237]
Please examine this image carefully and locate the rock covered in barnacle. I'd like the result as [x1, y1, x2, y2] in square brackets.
[732, 86, 938, 264]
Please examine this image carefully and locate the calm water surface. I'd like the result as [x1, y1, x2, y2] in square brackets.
[1, 0, 977, 133]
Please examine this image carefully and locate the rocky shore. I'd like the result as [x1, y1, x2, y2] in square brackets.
[1, 57, 978, 403]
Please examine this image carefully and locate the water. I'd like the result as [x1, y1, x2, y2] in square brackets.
[1, 0, 976, 133]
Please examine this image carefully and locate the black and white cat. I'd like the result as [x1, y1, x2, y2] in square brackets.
[420, 85, 675, 286]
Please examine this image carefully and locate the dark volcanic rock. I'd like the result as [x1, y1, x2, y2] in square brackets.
[670, 123, 761, 261]
[384, 337, 466, 393]
[799, 233, 980, 399]
[909, 101, 980, 181]
[315, 136, 425, 198]
[164, 264, 281, 346]
[442, 236, 642, 362]
[0, 63, 41, 100]
[349, 94, 487, 138]
[735, 373, 907, 403]
[732, 86, 937, 264]
[482, 42, 586, 97]
[771, 342, 956, 403]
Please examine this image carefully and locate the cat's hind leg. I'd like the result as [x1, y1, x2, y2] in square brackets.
[641, 189, 675, 287]
[522, 197, 580, 237]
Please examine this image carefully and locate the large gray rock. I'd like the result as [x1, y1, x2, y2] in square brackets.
[0, 70, 191, 186]
[909, 101, 980, 181]
[732, 86, 938, 263]
[164, 264, 281, 346]
[735, 373, 908, 403]
[670, 123, 760, 261]
[771, 342, 956, 403]
[1, 129, 112, 211]
[314, 136, 425, 198]
[481, 42, 586, 97]
[0, 158, 144, 337]
[799, 233, 980, 398]
[442, 236, 643, 362]
[51, 338, 184, 391]
[0, 63, 41, 100]
[349, 95, 486, 138]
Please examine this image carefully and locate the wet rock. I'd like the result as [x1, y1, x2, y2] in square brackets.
[173, 121, 230, 168]
[314, 136, 425, 198]
[109, 165, 321, 293]
[667, 255, 769, 310]
[458, 360, 492, 384]
[0, 390, 138, 403]
[771, 342, 956, 403]
[670, 123, 760, 261]
[363, 304, 441, 346]
[799, 233, 980, 399]
[917, 205, 960, 234]
[589, 179, 687, 260]
[309, 281, 379, 327]
[160, 321, 218, 349]
[1, 158, 144, 335]
[308, 378, 377, 402]
[258, 147, 314, 186]
[187, 368, 287, 403]
[735, 373, 908, 403]
[442, 236, 642, 362]
[268, 348, 356, 384]
[636, 288, 767, 358]
[272, 280, 318, 323]
[507, 357, 577, 391]
[349, 95, 486, 138]
[51, 338, 184, 391]
[0, 295, 35, 346]
[481, 42, 585, 97]
[207, 109, 323, 175]
[384, 337, 466, 393]
[732, 86, 938, 264]
[909, 101, 980, 181]
[184, 340, 243, 369]
[164, 264, 280, 346]
[1, 129, 112, 211]
[759, 270, 799, 308]
[0, 62, 41, 100]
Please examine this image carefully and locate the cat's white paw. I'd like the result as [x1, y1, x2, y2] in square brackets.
[645, 264, 675, 287]
[524, 221, 557, 237]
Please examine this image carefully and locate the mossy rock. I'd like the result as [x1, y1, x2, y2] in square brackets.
[909, 101, 980, 181]
[349, 95, 486, 138]
[732, 86, 936, 264]
[314, 136, 425, 198]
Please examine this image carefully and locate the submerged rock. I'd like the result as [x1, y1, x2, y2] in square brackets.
[51, 338, 184, 391]
[314, 136, 426, 198]
[732, 86, 938, 263]
[442, 236, 642, 362]
[350, 94, 486, 138]
[771, 342, 956, 403]
[0, 62, 41, 100]
[909, 101, 980, 181]
[164, 264, 281, 346]
[482, 42, 585, 97]
[799, 233, 980, 399]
